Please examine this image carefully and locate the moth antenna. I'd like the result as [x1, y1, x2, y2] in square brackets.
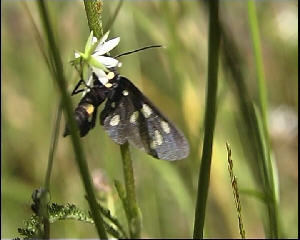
[114, 45, 165, 58]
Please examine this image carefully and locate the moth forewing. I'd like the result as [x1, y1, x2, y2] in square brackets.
[100, 76, 190, 161]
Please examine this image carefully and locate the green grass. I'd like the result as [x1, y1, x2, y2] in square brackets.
[247, 1, 279, 236]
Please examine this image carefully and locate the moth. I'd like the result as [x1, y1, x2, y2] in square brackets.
[64, 70, 190, 161]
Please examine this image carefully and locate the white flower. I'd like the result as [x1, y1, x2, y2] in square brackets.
[92, 31, 121, 68]
[74, 31, 122, 88]
[82, 67, 109, 97]
[92, 67, 110, 85]
[74, 31, 121, 70]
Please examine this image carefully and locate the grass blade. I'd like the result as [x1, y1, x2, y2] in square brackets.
[247, 2, 279, 236]
[193, 1, 221, 238]
[221, 21, 280, 238]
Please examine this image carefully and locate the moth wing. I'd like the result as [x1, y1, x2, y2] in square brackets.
[100, 87, 128, 145]
[100, 77, 189, 161]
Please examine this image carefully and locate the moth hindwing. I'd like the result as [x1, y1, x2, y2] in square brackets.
[100, 76, 189, 161]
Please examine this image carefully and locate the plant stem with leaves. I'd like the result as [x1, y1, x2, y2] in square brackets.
[83, 0, 141, 238]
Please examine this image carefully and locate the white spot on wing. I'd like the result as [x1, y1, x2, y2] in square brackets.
[122, 90, 129, 96]
[110, 115, 120, 126]
[151, 130, 163, 149]
[130, 111, 139, 123]
[161, 121, 170, 134]
[150, 141, 157, 149]
[111, 102, 116, 108]
[141, 104, 152, 118]
[155, 130, 163, 145]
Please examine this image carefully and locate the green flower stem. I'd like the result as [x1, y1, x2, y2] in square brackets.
[84, 1, 141, 237]
[37, 1, 107, 238]
[193, 1, 221, 238]
[83, 0, 104, 39]
[120, 143, 141, 238]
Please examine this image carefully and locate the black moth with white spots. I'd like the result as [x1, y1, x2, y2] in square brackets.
[64, 71, 190, 161]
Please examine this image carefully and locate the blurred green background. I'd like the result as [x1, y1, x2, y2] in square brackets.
[2, 0, 298, 238]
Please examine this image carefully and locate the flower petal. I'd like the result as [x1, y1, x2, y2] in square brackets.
[94, 37, 120, 55]
[82, 73, 94, 97]
[93, 67, 106, 78]
[74, 51, 80, 58]
[100, 31, 110, 45]
[85, 31, 94, 54]
[93, 55, 120, 68]
[89, 55, 108, 71]
[92, 36, 98, 44]
[86, 73, 94, 87]
[92, 67, 109, 85]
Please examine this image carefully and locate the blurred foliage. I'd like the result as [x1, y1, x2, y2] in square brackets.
[2, 0, 298, 238]
[17, 199, 127, 239]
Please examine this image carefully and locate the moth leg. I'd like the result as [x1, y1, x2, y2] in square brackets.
[71, 79, 91, 96]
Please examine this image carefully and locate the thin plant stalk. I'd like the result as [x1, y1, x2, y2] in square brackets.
[44, 102, 63, 190]
[193, 1, 221, 238]
[22, 3, 62, 191]
[82, 1, 141, 237]
[120, 142, 141, 239]
[21, 1, 55, 79]
[41, 102, 62, 239]
[37, 1, 107, 238]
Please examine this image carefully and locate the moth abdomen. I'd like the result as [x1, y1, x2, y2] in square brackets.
[63, 104, 92, 137]
[64, 86, 107, 137]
